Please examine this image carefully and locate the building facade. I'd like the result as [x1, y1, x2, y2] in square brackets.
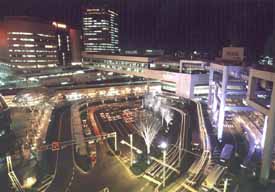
[69, 28, 82, 65]
[82, 53, 209, 99]
[0, 17, 82, 71]
[82, 7, 119, 54]
[247, 68, 275, 182]
[52, 22, 72, 66]
[0, 16, 59, 70]
[208, 62, 253, 140]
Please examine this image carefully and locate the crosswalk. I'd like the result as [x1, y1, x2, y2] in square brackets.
[216, 176, 233, 191]
[35, 175, 54, 192]
[6, 155, 25, 192]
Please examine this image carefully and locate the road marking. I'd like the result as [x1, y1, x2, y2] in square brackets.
[99, 187, 110, 192]
[140, 183, 150, 192]
[142, 174, 161, 185]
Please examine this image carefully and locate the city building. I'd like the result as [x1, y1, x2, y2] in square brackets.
[52, 21, 72, 66]
[69, 28, 82, 65]
[208, 62, 253, 140]
[208, 47, 251, 140]
[82, 53, 209, 99]
[258, 56, 273, 67]
[0, 60, 13, 80]
[144, 49, 165, 56]
[0, 17, 82, 71]
[0, 16, 58, 71]
[247, 68, 275, 182]
[82, 7, 119, 54]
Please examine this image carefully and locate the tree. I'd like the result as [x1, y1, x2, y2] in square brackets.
[133, 111, 162, 157]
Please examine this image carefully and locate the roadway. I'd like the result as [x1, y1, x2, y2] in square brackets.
[46, 102, 155, 192]
[162, 101, 211, 192]
[46, 105, 75, 192]
[92, 98, 187, 185]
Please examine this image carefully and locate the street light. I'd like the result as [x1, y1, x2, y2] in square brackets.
[178, 112, 186, 168]
[159, 141, 167, 188]
[129, 134, 133, 166]
[159, 141, 168, 150]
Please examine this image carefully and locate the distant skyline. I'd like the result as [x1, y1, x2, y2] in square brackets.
[0, 0, 273, 60]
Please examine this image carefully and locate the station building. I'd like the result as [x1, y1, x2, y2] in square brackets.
[82, 53, 209, 99]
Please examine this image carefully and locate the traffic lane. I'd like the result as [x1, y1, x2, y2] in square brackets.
[46, 107, 75, 192]
[223, 122, 248, 173]
[44, 104, 71, 171]
[234, 121, 256, 164]
[70, 142, 155, 192]
[0, 170, 9, 192]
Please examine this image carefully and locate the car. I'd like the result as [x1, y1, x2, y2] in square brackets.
[220, 144, 234, 164]
[82, 119, 87, 125]
[100, 113, 106, 119]
[89, 144, 97, 168]
[84, 128, 92, 136]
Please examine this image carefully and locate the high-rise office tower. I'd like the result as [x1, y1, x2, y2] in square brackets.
[69, 28, 82, 64]
[82, 7, 119, 54]
[52, 21, 72, 66]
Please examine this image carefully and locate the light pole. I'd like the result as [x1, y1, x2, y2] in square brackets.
[162, 149, 167, 187]
[114, 132, 118, 151]
[223, 178, 228, 192]
[178, 113, 186, 168]
[129, 134, 133, 166]
[86, 101, 89, 116]
[159, 141, 167, 188]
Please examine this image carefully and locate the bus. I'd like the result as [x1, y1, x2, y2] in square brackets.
[220, 144, 234, 163]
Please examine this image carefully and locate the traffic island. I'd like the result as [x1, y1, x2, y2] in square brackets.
[71, 102, 90, 174]
[130, 160, 148, 175]
[74, 151, 91, 172]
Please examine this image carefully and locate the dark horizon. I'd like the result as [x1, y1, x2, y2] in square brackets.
[0, 0, 273, 60]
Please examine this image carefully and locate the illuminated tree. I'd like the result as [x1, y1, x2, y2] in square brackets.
[134, 111, 162, 157]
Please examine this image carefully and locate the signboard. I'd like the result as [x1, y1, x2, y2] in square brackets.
[161, 81, 176, 93]
[222, 47, 244, 61]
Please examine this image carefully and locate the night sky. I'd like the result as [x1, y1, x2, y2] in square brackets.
[0, 0, 273, 60]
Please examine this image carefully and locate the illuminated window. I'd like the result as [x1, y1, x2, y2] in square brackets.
[24, 44, 35, 47]
[45, 45, 55, 48]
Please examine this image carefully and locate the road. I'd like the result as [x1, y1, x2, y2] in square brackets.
[46, 105, 74, 192]
[46, 103, 155, 192]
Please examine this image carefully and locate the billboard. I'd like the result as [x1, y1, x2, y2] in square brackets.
[222, 47, 244, 61]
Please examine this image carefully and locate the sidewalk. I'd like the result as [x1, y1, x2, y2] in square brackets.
[8, 102, 54, 188]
